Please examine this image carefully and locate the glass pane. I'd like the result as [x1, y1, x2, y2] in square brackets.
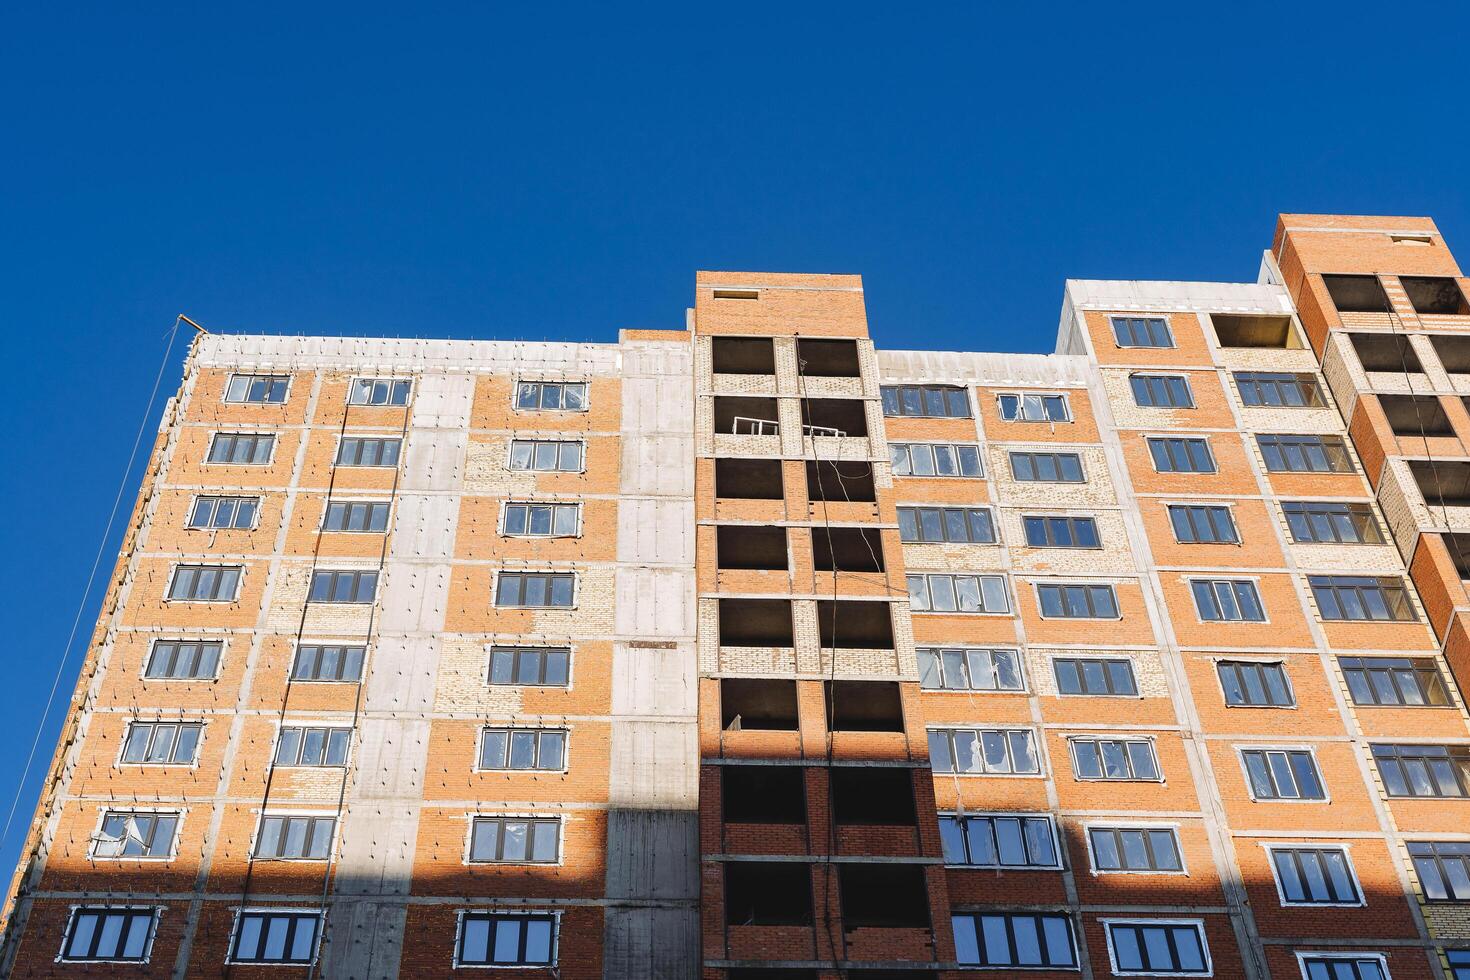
[1092, 830, 1120, 869]
[523, 919, 553, 963]
[471, 820, 499, 861]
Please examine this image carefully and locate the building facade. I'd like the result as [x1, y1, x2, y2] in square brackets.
[4, 214, 1470, 980]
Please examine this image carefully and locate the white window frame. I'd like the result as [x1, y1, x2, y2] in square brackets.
[319, 498, 393, 533]
[511, 380, 590, 413]
[452, 909, 561, 969]
[1294, 952, 1391, 980]
[906, 572, 1011, 615]
[116, 719, 204, 769]
[1083, 821, 1187, 876]
[938, 811, 1062, 869]
[462, 812, 565, 867]
[997, 391, 1072, 423]
[87, 807, 186, 862]
[1235, 744, 1330, 803]
[1102, 917, 1213, 977]
[141, 638, 225, 682]
[346, 377, 412, 407]
[205, 431, 278, 466]
[499, 500, 583, 538]
[57, 905, 161, 964]
[1262, 842, 1365, 908]
[225, 907, 324, 966]
[223, 373, 292, 405]
[249, 810, 340, 863]
[916, 646, 1026, 693]
[1110, 314, 1177, 350]
[926, 726, 1044, 778]
[506, 438, 587, 473]
[186, 494, 262, 531]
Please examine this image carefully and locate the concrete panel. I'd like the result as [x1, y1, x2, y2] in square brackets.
[410, 372, 475, 429]
[350, 719, 432, 800]
[318, 899, 407, 980]
[614, 568, 695, 638]
[388, 494, 461, 561]
[607, 721, 697, 807]
[362, 636, 441, 714]
[377, 562, 452, 634]
[399, 429, 468, 493]
[602, 907, 701, 980]
[616, 499, 695, 565]
[605, 810, 698, 900]
[621, 434, 695, 496]
[611, 644, 697, 716]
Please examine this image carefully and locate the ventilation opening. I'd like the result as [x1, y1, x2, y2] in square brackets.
[806, 460, 876, 502]
[713, 289, 760, 300]
[717, 525, 788, 570]
[796, 338, 862, 378]
[817, 602, 895, 650]
[714, 396, 780, 435]
[1402, 277, 1470, 315]
[831, 767, 917, 825]
[725, 862, 813, 925]
[1393, 235, 1433, 246]
[1443, 534, 1470, 579]
[1210, 313, 1301, 349]
[1324, 275, 1391, 313]
[720, 678, 799, 731]
[800, 397, 868, 437]
[716, 458, 785, 500]
[712, 337, 777, 375]
[719, 600, 795, 648]
[1349, 333, 1422, 373]
[1380, 395, 1453, 437]
[1410, 460, 1470, 507]
[1433, 336, 1470, 374]
[812, 527, 885, 572]
[722, 765, 806, 823]
[838, 864, 931, 928]
[824, 679, 904, 731]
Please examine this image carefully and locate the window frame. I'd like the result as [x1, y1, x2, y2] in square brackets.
[1102, 918, 1212, 976]
[453, 910, 560, 968]
[320, 499, 392, 533]
[507, 438, 586, 473]
[1009, 450, 1086, 483]
[118, 721, 203, 767]
[1408, 840, 1470, 902]
[938, 812, 1061, 869]
[500, 500, 583, 538]
[1023, 514, 1102, 549]
[223, 373, 291, 405]
[1308, 576, 1416, 623]
[186, 494, 261, 531]
[1085, 823, 1187, 875]
[1237, 746, 1328, 802]
[1283, 501, 1384, 544]
[512, 380, 590, 413]
[226, 908, 323, 966]
[1216, 660, 1296, 708]
[997, 391, 1071, 423]
[1234, 371, 1324, 409]
[1053, 656, 1140, 697]
[493, 571, 578, 609]
[1257, 433, 1354, 474]
[306, 569, 379, 604]
[88, 809, 183, 861]
[1371, 743, 1470, 799]
[1036, 582, 1121, 620]
[334, 435, 403, 467]
[166, 563, 244, 603]
[1264, 843, 1365, 907]
[476, 727, 570, 773]
[1130, 373, 1195, 409]
[896, 504, 997, 544]
[272, 726, 352, 768]
[889, 441, 985, 478]
[143, 639, 223, 681]
[487, 646, 573, 688]
[1146, 436, 1217, 474]
[1068, 736, 1162, 783]
[1339, 657, 1451, 708]
[290, 643, 367, 683]
[347, 377, 412, 407]
[906, 573, 1011, 614]
[917, 647, 1025, 693]
[251, 812, 338, 861]
[1110, 315, 1176, 350]
[1167, 504, 1239, 544]
[465, 814, 564, 865]
[58, 905, 160, 963]
[927, 727, 1042, 777]
[1189, 578, 1266, 623]
[879, 384, 972, 418]
[1295, 952, 1392, 980]
[950, 910, 1079, 968]
[206, 431, 277, 466]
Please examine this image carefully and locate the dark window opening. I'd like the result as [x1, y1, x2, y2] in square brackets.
[817, 601, 894, 650]
[1402, 276, 1470, 315]
[721, 678, 799, 731]
[725, 862, 813, 925]
[1445, 534, 1470, 579]
[806, 460, 876, 502]
[824, 680, 904, 732]
[1410, 460, 1470, 508]
[812, 527, 884, 572]
[722, 766, 806, 823]
[718, 525, 788, 570]
[714, 396, 780, 435]
[712, 337, 777, 374]
[838, 864, 930, 928]
[1432, 335, 1470, 374]
[1380, 394, 1454, 436]
[716, 458, 784, 500]
[719, 600, 795, 648]
[831, 767, 916, 825]
[1211, 314, 1300, 349]
[1349, 332, 1421, 372]
[1325, 274, 1391, 313]
[801, 398, 868, 437]
[728, 971, 820, 980]
[796, 338, 862, 378]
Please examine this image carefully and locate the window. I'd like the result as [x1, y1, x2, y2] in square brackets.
[1111, 316, 1174, 348]
[928, 728, 1040, 775]
[188, 495, 258, 530]
[1340, 657, 1449, 707]
[336, 436, 401, 466]
[348, 377, 411, 406]
[1309, 576, 1415, 622]
[1106, 921, 1210, 975]
[489, 647, 570, 687]
[1218, 661, 1294, 707]
[1191, 579, 1265, 622]
[897, 506, 996, 543]
[1148, 437, 1215, 473]
[1038, 583, 1119, 619]
[469, 816, 560, 863]
[918, 648, 1023, 692]
[1024, 515, 1100, 548]
[951, 912, 1077, 968]
[495, 572, 575, 608]
[906, 573, 1009, 613]
[121, 721, 201, 764]
[1089, 826, 1183, 872]
[168, 564, 242, 601]
[60, 907, 157, 962]
[503, 501, 580, 537]
[1258, 434, 1353, 473]
[308, 569, 378, 603]
[1168, 505, 1238, 544]
[889, 442, 983, 477]
[322, 500, 390, 532]
[291, 644, 365, 682]
[456, 912, 556, 967]
[207, 432, 275, 465]
[880, 384, 970, 418]
[1284, 502, 1384, 544]
[1409, 841, 1470, 901]
[1131, 374, 1194, 408]
[1071, 738, 1160, 781]
[254, 815, 335, 859]
[91, 811, 179, 859]
[1301, 956, 1390, 980]
[515, 381, 587, 411]
[1449, 950, 1470, 980]
[144, 640, 222, 680]
[274, 727, 351, 767]
[1241, 748, 1326, 800]
[1372, 744, 1470, 798]
[1054, 658, 1138, 696]
[508, 438, 584, 472]
[478, 728, 567, 771]
[229, 910, 320, 965]
[1270, 846, 1362, 905]
[1235, 372, 1324, 408]
[999, 392, 1069, 422]
[939, 814, 1059, 868]
[1010, 451, 1084, 482]
[225, 374, 290, 404]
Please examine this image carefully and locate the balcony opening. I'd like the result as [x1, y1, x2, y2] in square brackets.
[824, 679, 904, 732]
[1410, 460, 1470, 508]
[716, 458, 784, 500]
[720, 678, 799, 731]
[812, 527, 885, 572]
[816, 601, 894, 650]
[1433, 336, 1470, 374]
[1210, 313, 1301, 349]
[712, 337, 776, 375]
[800, 398, 868, 437]
[1442, 534, 1470, 579]
[725, 862, 813, 925]
[1324, 274, 1391, 313]
[838, 864, 931, 929]
[796, 338, 862, 378]
[719, 600, 795, 648]
[714, 396, 780, 435]
[717, 525, 788, 570]
[1402, 277, 1470, 315]
[1380, 395, 1453, 437]
[806, 460, 876, 502]
[1349, 332, 1421, 373]
[831, 767, 917, 825]
[722, 765, 806, 823]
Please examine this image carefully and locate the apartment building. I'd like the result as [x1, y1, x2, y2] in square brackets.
[3, 214, 1470, 980]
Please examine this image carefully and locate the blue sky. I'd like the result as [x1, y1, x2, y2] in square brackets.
[1, 1, 1465, 874]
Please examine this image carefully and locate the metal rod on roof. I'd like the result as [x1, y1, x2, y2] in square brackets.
[177, 314, 208, 333]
